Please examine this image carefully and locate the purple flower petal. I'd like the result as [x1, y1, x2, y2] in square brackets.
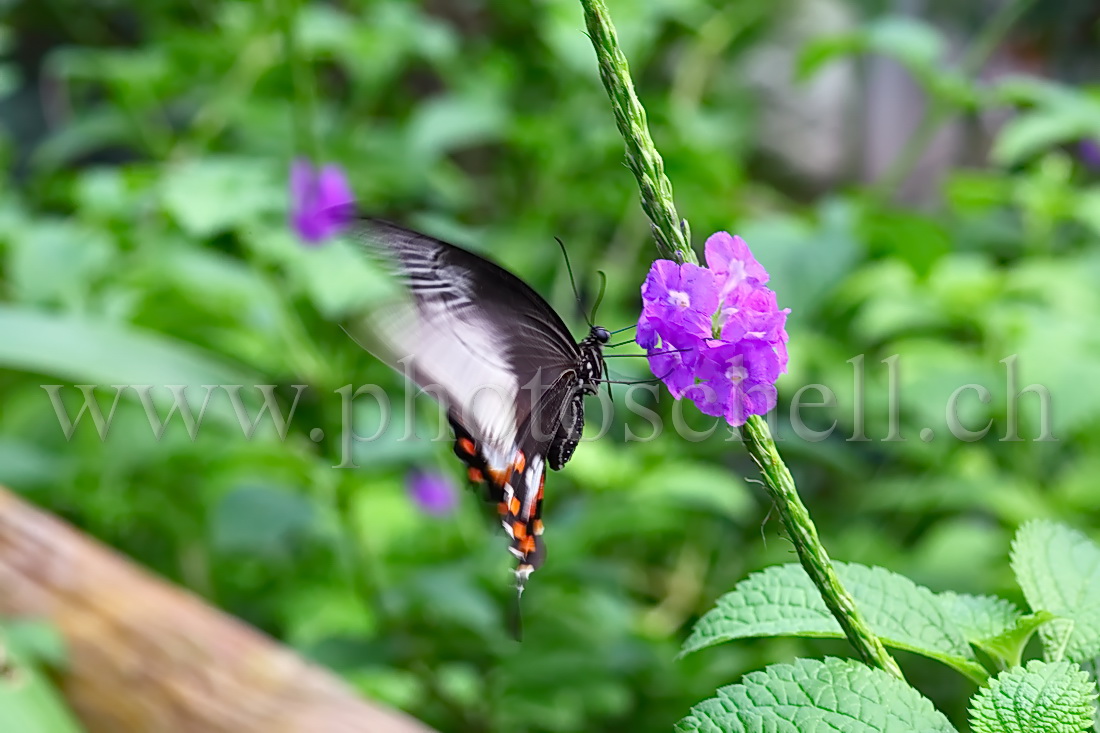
[407, 469, 457, 516]
[721, 286, 790, 345]
[647, 330, 703, 399]
[705, 232, 768, 302]
[640, 259, 720, 340]
[289, 158, 355, 246]
[688, 339, 782, 426]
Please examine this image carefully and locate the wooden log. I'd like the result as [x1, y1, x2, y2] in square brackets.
[0, 487, 437, 733]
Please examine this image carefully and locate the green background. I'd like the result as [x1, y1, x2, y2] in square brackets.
[2, 0, 1099, 730]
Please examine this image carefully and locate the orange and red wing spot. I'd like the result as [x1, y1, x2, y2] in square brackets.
[467, 467, 484, 483]
[508, 496, 521, 516]
[518, 536, 537, 555]
[511, 521, 527, 540]
[457, 437, 476, 456]
[497, 501, 508, 515]
[512, 451, 527, 473]
[532, 519, 544, 535]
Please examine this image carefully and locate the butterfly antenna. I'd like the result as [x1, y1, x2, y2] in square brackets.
[608, 324, 637, 335]
[555, 236, 590, 327]
[596, 376, 667, 385]
[588, 270, 607, 325]
[604, 347, 692, 358]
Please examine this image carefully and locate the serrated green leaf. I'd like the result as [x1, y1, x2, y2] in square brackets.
[1011, 521, 1100, 662]
[976, 613, 1056, 669]
[683, 563, 986, 680]
[970, 660, 1097, 733]
[937, 593, 1021, 644]
[676, 657, 957, 733]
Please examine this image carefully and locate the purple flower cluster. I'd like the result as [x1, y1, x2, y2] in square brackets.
[637, 232, 789, 426]
[289, 158, 355, 245]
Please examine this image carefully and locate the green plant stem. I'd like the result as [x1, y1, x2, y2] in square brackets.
[876, 0, 1039, 197]
[280, 0, 320, 162]
[579, 0, 694, 263]
[579, 0, 904, 679]
[743, 417, 904, 677]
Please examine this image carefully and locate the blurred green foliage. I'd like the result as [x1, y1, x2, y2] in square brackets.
[1, 0, 1100, 731]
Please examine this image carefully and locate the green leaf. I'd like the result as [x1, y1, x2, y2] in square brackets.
[0, 306, 257, 429]
[159, 157, 282, 238]
[0, 307, 254, 386]
[406, 91, 508, 164]
[3, 623, 66, 671]
[938, 591, 1020, 641]
[676, 657, 957, 732]
[1072, 188, 1100, 239]
[975, 612, 1056, 669]
[970, 660, 1097, 733]
[0, 627, 85, 733]
[1012, 521, 1100, 662]
[798, 16, 945, 81]
[682, 563, 985, 680]
[211, 484, 317, 558]
[937, 592, 1032, 659]
[6, 220, 114, 307]
[633, 462, 753, 520]
[993, 111, 1099, 167]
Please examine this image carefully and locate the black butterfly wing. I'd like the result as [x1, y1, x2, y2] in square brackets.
[342, 217, 582, 472]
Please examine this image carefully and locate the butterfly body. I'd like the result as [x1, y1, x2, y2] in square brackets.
[343, 218, 608, 591]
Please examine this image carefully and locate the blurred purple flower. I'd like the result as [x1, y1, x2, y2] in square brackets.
[636, 230, 789, 426]
[1078, 139, 1100, 170]
[407, 469, 457, 516]
[289, 158, 355, 245]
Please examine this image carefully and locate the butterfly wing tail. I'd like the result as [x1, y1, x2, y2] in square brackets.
[500, 453, 547, 594]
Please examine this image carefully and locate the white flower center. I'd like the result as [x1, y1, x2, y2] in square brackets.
[726, 360, 748, 384]
[727, 260, 747, 285]
[667, 289, 690, 309]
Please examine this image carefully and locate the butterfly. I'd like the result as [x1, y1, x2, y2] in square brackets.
[342, 217, 610, 594]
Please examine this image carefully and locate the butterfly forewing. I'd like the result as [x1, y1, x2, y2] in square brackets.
[343, 219, 582, 462]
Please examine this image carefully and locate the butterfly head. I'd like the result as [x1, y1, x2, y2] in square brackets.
[590, 326, 611, 344]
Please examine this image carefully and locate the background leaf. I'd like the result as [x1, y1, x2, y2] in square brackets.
[676, 657, 957, 733]
[682, 563, 984, 679]
[969, 660, 1097, 733]
[1012, 521, 1100, 663]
